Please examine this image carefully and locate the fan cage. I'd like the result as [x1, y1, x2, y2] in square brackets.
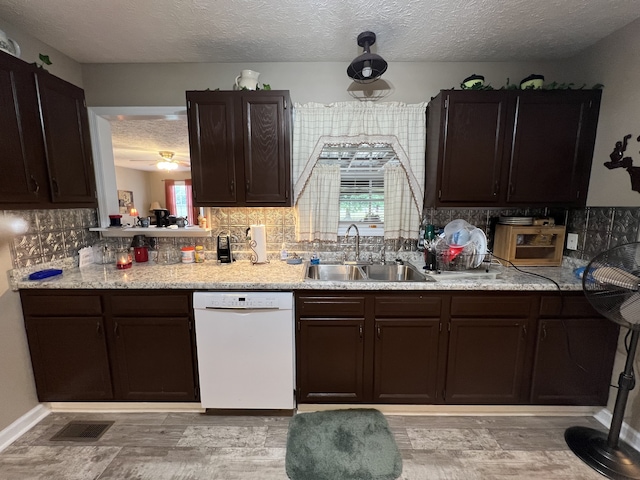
[583, 242, 640, 329]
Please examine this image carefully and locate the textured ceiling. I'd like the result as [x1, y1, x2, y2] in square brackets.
[4, 0, 638, 171]
[0, 0, 639, 63]
[110, 118, 190, 172]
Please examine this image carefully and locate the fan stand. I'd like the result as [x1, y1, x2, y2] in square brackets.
[566, 328, 640, 479]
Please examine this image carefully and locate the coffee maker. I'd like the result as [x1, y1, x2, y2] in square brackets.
[217, 234, 232, 263]
[153, 209, 171, 227]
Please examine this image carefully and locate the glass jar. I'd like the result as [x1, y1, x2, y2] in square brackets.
[115, 248, 132, 269]
[195, 245, 205, 263]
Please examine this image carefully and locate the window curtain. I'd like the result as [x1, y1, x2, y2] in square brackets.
[292, 102, 426, 239]
[384, 164, 420, 239]
[295, 164, 341, 242]
[165, 180, 176, 215]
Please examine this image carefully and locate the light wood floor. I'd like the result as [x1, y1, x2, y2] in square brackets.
[0, 412, 606, 479]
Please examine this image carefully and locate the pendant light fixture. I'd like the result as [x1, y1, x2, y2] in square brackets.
[347, 31, 388, 84]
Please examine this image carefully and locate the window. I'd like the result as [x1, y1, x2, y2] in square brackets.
[317, 143, 398, 236]
[165, 179, 196, 225]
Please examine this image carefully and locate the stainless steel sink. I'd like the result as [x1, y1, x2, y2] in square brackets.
[306, 264, 367, 281]
[362, 264, 429, 282]
[305, 263, 433, 282]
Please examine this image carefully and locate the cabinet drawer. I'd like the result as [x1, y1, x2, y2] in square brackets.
[375, 295, 442, 317]
[297, 295, 366, 317]
[110, 293, 191, 316]
[21, 293, 102, 316]
[451, 295, 533, 317]
[539, 295, 599, 318]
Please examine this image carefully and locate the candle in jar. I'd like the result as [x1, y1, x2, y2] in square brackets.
[116, 250, 132, 269]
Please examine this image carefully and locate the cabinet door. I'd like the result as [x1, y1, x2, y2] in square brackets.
[35, 71, 96, 205]
[506, 91, 600, 206]
[437, 91, 508, 204]
[24, 316, 113, 401]
[373, 319, 440, 403]
[531, 318, 618, 405]
[242, 93, 291, 205]
[0, 52, 49, 205]
[445, 318, 529, 404]
[110, 317, 197, 401]
[186, 91, 238, 205]
[297, 318, 365, 403]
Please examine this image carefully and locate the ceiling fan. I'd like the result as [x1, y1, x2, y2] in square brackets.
[128, 151, 190, 171]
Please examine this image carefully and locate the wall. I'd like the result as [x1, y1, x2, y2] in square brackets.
[0, 21, 84, 432]
[566, 17, 640, 207]
[81, 61, 575, 106]
[562, 17, 640, 433]
[114, 166, 151, 225]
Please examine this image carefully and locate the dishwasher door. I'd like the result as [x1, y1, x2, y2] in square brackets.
[194, 292, 295, 410]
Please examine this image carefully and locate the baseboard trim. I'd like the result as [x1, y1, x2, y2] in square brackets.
[46, 402, 205, 413]
[0, 404, 50, 453]
[297, 404, 602, 416]
[594, 408, 640, 451]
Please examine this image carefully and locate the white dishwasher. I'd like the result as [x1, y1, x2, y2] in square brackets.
[193, 291, 295, 411]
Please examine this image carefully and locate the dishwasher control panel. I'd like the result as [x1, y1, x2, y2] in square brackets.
[194, 292, 293, 310]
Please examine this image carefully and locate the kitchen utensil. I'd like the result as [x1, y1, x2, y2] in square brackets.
[0, 29, 20, 57]
[235, 69, 260, 90]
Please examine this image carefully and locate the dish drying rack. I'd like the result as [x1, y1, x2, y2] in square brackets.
[434, 250, 496, 272]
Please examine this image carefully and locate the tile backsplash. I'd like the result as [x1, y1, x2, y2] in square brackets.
[6, 208, 100, 268]
[5, 205, 640, 269]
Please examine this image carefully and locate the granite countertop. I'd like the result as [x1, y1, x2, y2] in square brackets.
[12, 258, 585, 291]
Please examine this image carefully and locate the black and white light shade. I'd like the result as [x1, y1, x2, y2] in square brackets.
[347, 31, 388, 84]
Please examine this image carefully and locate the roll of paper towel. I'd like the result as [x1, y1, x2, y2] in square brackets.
[249, 224, 268, 264]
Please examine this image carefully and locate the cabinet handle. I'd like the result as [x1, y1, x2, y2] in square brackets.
[246, 180, 250, 192]
[51, 178, 60, 195]
[359, 324, 363, 340]
[493, 180, 499, 196]
[509, 183, 514, 196]
[522, 324, 527, 337]
[114, 322, 119, 337]
[230, 180, 234, 194]
[377, 326, 381, 338]
[96, 321, 101, 335]
[541, 324, 547, 340]
[30, 175, 40, 194]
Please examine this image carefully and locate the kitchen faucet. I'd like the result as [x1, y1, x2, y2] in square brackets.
[344, 223, 360, 263]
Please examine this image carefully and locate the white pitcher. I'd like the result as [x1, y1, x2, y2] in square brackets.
[0, 29, 20, 58]
[235, 70, 260, 90]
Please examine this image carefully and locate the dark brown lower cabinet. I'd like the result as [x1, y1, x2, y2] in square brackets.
[530, 294, 619, 405]
[109, 317, 196, 401]
[295, 291, 616, 406]
[21, 289, 198, 402]
[374, 318, 440, 403]
[296, 318, 365, 403]
[24, 316, 113, 401]
[445, 318, 529, 404]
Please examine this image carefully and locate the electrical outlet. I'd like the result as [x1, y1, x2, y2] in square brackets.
[566, 232, 579, 250]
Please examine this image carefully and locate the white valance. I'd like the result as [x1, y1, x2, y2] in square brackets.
[292, 101, 427, 207]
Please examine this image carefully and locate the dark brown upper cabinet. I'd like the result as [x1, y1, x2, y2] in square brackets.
[425, 89, 601, 208]
[186, 90, 292, 207]
[0, 50, 97, 209]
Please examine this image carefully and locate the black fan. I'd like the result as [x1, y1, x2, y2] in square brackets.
[566, 242, 640, 479]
